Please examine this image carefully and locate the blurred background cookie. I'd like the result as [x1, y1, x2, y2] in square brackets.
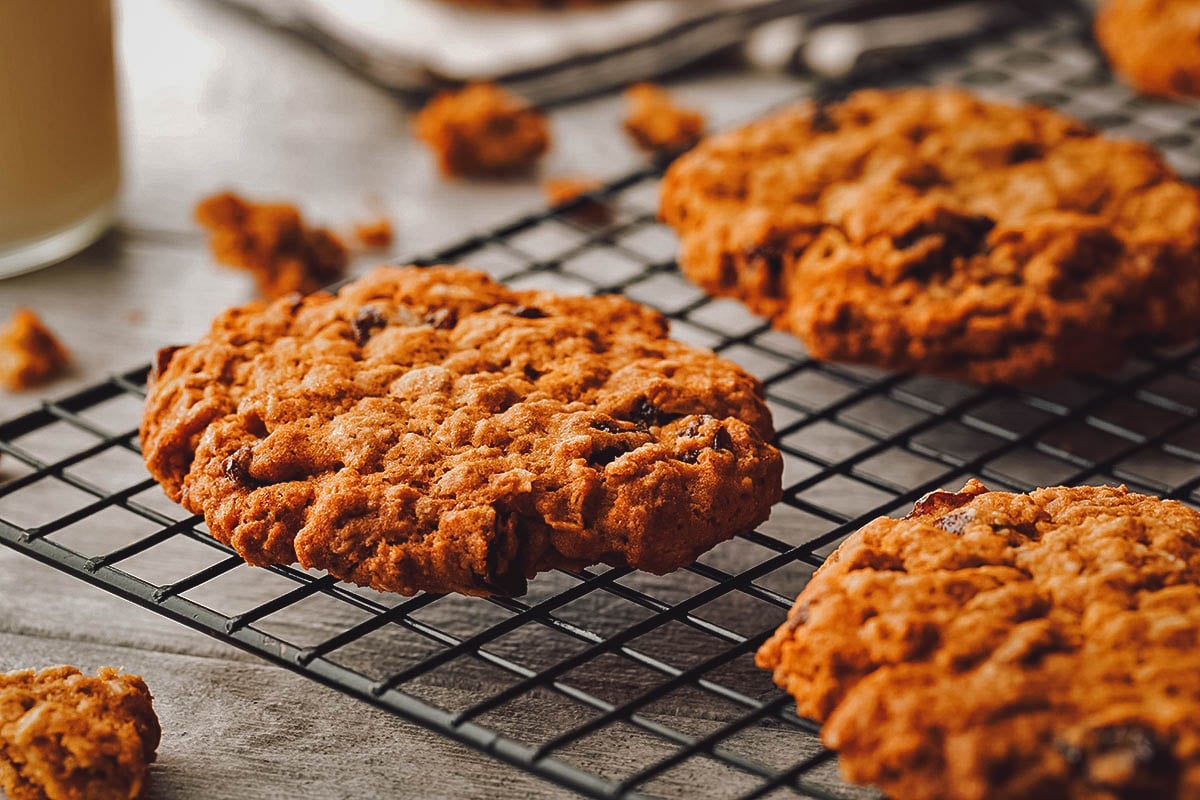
[1096, 0, 1200, 97]
[661, 87, 1200, 384]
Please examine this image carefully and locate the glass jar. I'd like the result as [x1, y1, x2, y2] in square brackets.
[0, 0, 120, 278]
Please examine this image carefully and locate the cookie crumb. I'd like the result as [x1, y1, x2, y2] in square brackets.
[660, 87, 1200, 384]
[354, 218, 394, 249]
[623, 83, 706, 154]
[1096, 0, 1200, 97]
[543, 176, 612, 225]
[0, 309, 70, 391]
[415, 83, 550, 177]
[195, 191, 348, 300]
[0, 666, 161, 800]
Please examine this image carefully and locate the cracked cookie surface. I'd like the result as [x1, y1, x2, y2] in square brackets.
[660, 87, 1200, 383]
[758, 480, 1200, 800]
[0, 666, 160, 800]
[141, 265, 782, 596]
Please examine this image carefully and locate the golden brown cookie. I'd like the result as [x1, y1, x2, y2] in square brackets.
[758, 480, 1200, 800]
[1096, 0, 1200, 97]
[660, 87, 1200, 384]
[0, 666, 160, 800]
[415, 83, 550, 178]
[0, 309, 69, 391]
[439, 0, 622, 7]
[141, 265, 782, 597]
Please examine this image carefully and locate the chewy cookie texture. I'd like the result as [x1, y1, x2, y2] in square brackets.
[195, 191, 348, 300]
[141, 265, 782, 597]
[0, 666, 160, 800]
[661, 87, 1200, 384]
[758, 480, 1200, 800]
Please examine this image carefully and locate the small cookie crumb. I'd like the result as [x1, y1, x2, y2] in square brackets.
[660, 87, 1200, 384]
[354, 218, 394, 249]
[415, 83, 550, 177]
[195, 192, 348, 300]
[0, 309, 69, 391]
[623, 83, 706, 154]
[0, 666, 161, 800]
[543, 176, 612, 225]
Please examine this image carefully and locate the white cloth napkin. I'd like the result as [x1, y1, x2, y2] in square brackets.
[214, 0, 788, 103]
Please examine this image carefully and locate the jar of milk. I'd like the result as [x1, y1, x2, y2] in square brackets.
[0, 0, 120, 278]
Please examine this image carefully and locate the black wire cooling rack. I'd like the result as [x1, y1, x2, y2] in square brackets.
[3, 7, 1200, 800]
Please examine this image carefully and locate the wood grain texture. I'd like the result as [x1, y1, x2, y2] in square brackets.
[0, 1, 809, 798]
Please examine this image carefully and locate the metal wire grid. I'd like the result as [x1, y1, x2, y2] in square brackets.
[3, 9, 1200, 800]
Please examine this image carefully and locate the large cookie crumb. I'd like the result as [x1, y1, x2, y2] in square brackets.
[0, 309, 69, 391]
[0, 666, 161, 800]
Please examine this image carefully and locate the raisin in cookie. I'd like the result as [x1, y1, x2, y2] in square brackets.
[142, 265, 782, 596]
[0, 666, 160, 800]
[758, 480, 1200, 800]
[1096, 0, 1200, 97]
[661, 87, 1200, 384]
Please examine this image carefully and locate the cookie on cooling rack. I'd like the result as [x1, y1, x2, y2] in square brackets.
[757, 479, 1200, 800]
[141, 265, 782, 597]
[0, 666, 161, 800]
[1096, 0, 1200, 97]
[660, 87, 1200, 384]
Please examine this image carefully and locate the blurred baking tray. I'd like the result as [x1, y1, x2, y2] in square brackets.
[207, 0, 1006, 105]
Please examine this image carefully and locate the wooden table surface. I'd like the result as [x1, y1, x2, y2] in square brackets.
[0, 1, 807, 798]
